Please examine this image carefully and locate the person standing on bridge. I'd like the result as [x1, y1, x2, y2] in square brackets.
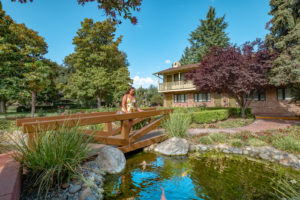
[121, 87, 142, 130]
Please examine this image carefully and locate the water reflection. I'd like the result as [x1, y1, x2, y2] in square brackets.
[104, 152, 299, 200]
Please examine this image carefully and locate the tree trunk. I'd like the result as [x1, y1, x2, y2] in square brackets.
[31, 91, 36, 118]
[241, 106, 246, 118]
[97, 94, 101, 108]
[0, 99, 6, 113]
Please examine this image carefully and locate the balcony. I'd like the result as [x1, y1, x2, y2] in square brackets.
[158, 81, 196, 92]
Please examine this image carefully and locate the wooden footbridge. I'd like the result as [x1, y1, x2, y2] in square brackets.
[16, 108, 173, 153]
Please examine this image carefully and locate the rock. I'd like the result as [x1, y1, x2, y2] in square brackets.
[95, 146, 126, 174]
[189, 144, 196, 152]
[69, 184, 82, 194]
[259, 153, 270, 160]
[223, 149, 230, 154]
[61, 182, 70, 189]
[154, 137, 189, 156]
[201, 146, 207, 151]
[144, 144, 157, 152]
[79, 188, 94, 200]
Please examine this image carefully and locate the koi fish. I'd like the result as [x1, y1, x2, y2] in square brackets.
[140, 160, 147, 171]
[181, 170, 190, 177]
[160, 187, 167, 200]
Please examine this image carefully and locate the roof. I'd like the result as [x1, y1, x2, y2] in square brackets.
[153, 63, 199, 75]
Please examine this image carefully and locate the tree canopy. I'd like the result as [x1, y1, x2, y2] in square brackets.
[11, 0, 142, 24]
[180, 6, 229, 65]
[64, 18, 132, 108]
[0, 2, 54, 114]
[266, 0, 300, 87]
[186, 40, 277, 117]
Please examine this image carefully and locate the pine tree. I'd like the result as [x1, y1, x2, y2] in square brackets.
[266, 0, 300, 87]
[180, 6, 229, 65]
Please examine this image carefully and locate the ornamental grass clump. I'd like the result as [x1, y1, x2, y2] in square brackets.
[13, 126, 92, 197]
[164, 113, 191, 138]
[247, 138, 267, 147]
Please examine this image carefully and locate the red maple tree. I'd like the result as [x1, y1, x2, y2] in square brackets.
[186, 39, 277, 117]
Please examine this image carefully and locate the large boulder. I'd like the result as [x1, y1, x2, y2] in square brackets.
[154, 137, 189, 156]
[94, 146, 126, 174]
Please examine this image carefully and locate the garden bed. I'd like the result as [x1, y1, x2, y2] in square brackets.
[189, 117, 254, 129]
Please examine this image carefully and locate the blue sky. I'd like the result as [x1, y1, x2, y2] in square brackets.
[2, 0, 271, 88]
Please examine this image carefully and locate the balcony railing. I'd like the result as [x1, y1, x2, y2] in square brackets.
[158, 81, 196, 92]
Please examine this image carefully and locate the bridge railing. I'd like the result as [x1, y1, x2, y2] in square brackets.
[16, 108, 173, 153]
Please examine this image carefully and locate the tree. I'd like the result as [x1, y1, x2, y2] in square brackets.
[23, 59, 56, 117]
[0, 2, 21, 113]
[150, 94, 163, 106]
[266, 0, 300, 87]
[64, 18, 132, 108]
[0, 2, 50, 114]
[180, 6, 230, 65]
[186, 40, 277, 118]
[11, 0, 142, 25]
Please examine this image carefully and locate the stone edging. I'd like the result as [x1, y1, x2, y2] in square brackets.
[189, 144, 300, 170]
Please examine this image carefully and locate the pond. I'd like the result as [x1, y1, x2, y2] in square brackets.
[103, 151, 300, 200]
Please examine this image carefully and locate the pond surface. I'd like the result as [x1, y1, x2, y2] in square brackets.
[104, 151, 299, 200]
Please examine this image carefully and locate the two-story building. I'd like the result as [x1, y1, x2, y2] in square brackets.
[153, 62, 300, 117]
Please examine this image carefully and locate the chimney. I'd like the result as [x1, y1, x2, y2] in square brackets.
[172, 61, 181, 68]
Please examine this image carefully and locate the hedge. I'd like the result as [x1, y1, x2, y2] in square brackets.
[191, 109, 230, 124]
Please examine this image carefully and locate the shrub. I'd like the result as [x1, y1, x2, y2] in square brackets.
[150, 94, 163, 106]
[13, 126, 92, 197]
[209, 133, 227, 143]
[230, 139, 244, 147]
[199, 133, 227, 144]
[248, 138, 267, 147]
[0, 119, 15, 131]
[192, 109, 230, 124]
[199, 135, 214, 145]
[272, 136, 300, 154]
[164, 113, 191, 138]
[228, 107, 253, 117]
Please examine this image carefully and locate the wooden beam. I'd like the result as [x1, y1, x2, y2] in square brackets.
[16, 107, 157, 127]
[129, 117, 164, 143]
[84, 134, 128, 146]
[22, 109, 173, 134]
[79, 129, 109, 136]
[121, 120, 130, 140]
[16, 111, 116, 126]
[104, 122, 112, 132]
[118, 135, 167, 153]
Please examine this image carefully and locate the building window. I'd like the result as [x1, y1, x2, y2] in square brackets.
[253, 90, 266, 101]
[277, 88, 292, 100]
[174, 73, 179, 82]
[180, 73, 185, 81]
[194, 93, 211, 102]
[174, 94, 188, 103]
[246, 90, 266, 101]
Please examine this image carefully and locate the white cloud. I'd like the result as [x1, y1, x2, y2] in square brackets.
[165, 59, 171, 64]
[132, 76, 157, 88]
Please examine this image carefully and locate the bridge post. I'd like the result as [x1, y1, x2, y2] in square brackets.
[104, 122, 112, 132]
[121, 120, 130, 141]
